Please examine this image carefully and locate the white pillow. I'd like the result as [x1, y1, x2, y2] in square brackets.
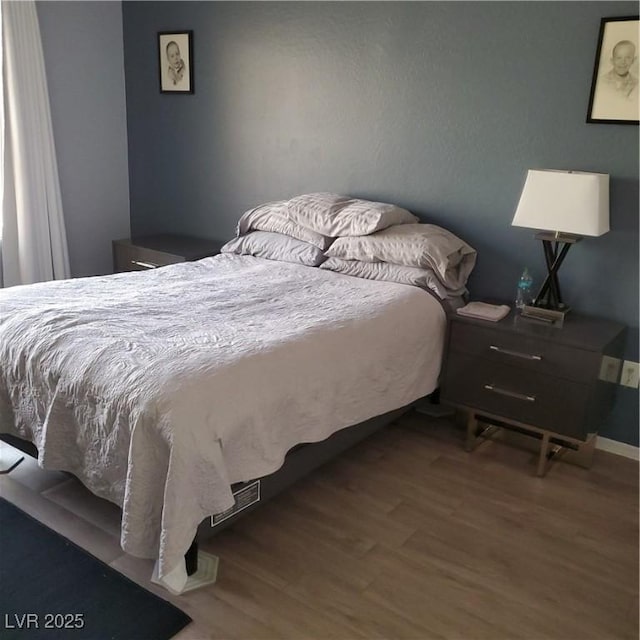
[325, 223, 476, 290]
[319, 257, 467, 300]
[221, 231, 325, 267]
[286, 193, 418, 237]
[236, 201, 333, 250]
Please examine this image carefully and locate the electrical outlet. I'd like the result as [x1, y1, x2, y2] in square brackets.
[599, 356, 621, 383]
[620, 361, 639, 388]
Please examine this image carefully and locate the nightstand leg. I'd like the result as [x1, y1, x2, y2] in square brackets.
[465, 412, 479, 452]
[570, 433, 597, 469]
[465, 412, 499, 452]
[536, 432, 551, 476]
[535, 432, 570, 477]
[463, 409, 599, 475]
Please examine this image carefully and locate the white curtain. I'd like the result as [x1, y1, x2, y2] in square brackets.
[0, 0, 69, 288]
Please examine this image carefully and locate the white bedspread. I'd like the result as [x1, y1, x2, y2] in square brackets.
[0, 254, 446, 578]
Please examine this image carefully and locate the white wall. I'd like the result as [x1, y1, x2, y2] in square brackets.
[36, 1, 130, 277]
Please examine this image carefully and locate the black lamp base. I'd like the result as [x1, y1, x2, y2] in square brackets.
[520, 303, 570, 327]
[524, 232, 582, 329]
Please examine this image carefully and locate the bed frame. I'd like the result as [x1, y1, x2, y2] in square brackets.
[0, 398, 424, 576]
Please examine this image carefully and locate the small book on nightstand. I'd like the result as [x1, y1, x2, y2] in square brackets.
[456, 301, 511, 322]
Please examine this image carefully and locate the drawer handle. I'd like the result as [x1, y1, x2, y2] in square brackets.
[131, 260, 159, 269]
[484, 384, 536, 403]
[489, 345, 542, 361]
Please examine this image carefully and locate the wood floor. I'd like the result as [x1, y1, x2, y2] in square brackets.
[1, 411, 638, 640]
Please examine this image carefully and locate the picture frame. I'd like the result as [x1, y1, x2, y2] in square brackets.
[158, 31, 194, 94]
[586, 16, 639, 124]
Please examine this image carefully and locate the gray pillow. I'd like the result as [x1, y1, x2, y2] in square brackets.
[325, 223, 476, 290]
[221, 231, 326, 267]
[319, 257, 467, 300]
[286, 192, 418, 237]
[236, 201, 333, 250]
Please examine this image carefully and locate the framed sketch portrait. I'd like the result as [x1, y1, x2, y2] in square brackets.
[587, 16, 639, 124]
[158, 31, 194, 94]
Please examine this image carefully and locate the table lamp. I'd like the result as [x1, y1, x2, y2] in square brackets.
[512, 169, 609, 326]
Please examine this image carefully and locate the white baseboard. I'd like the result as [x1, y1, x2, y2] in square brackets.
[596, 436, 639, 461]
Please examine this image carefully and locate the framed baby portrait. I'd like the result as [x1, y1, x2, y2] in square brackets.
[586, 16, 639, 124]
[158, 31, 194, 94]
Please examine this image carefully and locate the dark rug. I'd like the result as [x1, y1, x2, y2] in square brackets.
[0, 498, 191, 640]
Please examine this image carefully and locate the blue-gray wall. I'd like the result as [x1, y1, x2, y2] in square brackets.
[122, 1, 638, 445]
[37, 1, 130, 278]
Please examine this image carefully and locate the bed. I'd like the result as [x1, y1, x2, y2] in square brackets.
[0, 193, 475, 593]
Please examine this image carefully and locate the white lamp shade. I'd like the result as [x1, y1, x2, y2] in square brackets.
[512, 169, 610, 237]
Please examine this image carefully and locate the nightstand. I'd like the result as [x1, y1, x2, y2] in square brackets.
[112, 233, 226, 273]
[440, 308, 626, 475]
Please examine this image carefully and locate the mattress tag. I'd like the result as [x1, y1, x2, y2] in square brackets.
[210, 480, 261, 527]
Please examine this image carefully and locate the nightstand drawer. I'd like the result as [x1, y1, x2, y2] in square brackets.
[443, 353, 588, 439]
[449, 322, 597, 384]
